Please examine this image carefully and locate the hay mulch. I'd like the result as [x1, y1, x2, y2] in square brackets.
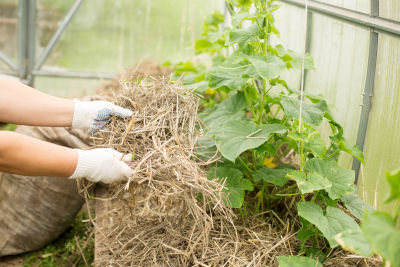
[88, 73, 382, 266]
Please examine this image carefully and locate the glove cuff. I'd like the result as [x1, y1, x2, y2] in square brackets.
[72, 100, 91, 131]
[69, 149, 95, 180]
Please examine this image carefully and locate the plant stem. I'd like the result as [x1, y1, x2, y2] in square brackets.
[238, 157, 253, 177]
[274, 146, 291, 163]
[252, 149, 258, 166]
[276, 184, 297, 195]
[255, 183, 266, 214]
[311, 191, 319, 203]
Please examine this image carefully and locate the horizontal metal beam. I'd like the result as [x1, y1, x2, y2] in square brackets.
[32, 70, 116, 80]
[0, 52, 17, 70]
[0, 69, 18, 76]
[35, 0, 84, 70]
[279, 0, 400, 38]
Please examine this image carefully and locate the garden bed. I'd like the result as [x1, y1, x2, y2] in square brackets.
[90, 72, 382, 266]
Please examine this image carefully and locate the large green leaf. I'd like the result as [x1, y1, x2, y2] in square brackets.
[362, 211, 400, 267]
[247, 55, 287, 81]
[277, 256, 322, 267]
[305, 158, 355, 200]
[341, 193, 374, 220]
[229, 23, 261, 47]
[253, 167, 290, 186]
[207, 166, 253, 208]
[206, 64, 249, 90]
[304, 133, 327, 159]
[334, 229, 372, 257]
[386, 169, 400, 203]
[212, 120, 287, 162]
[288, 170, 331, 194]
[201, 92, 247, 129]
[297, 202, 360, 248]
[281, 97, 329, 126]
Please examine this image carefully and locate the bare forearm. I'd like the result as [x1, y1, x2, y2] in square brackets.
[0, 78, 74, 127]
[0, 131, 77, 177]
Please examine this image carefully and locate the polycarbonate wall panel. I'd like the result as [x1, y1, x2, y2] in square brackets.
[37, 0, 222, 73]
[0, 0, 18, 70]
[306, 14, 369, 169]
[272, 3, 306, 89]
[314, 0, 370, 14]
[33, 0, 222, 97]
[379, 0, 400, 22]
[358, 34, 400, 211]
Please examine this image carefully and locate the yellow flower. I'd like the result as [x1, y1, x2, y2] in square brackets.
[263, 157, 276, 168]
[205, 88, 216, 95]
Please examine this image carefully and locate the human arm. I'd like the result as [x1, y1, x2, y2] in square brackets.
[0, 78, 133, 133]
[0, 131, 133, 183]
[0, 78, 74, 127]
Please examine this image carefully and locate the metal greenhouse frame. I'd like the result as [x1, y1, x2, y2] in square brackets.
[278, 0, 400, 182]
[0, 0, 115, 86]
[0, 0, 400, 182]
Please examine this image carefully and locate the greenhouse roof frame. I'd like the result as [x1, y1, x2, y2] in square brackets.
[0, 0, 115, 85]
[280, 0, 400, 38]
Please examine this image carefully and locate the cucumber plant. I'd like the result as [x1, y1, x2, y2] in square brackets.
[169, 0, 383, 265]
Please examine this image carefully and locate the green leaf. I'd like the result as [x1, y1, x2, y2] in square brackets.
[288, 52, 315, 70]
[362, 211, 400, 267]
[281, 97, 329, 126]
[231, 11, 256, 27]
[253, 167, 290, 186]
[334, 229, 372, 257]
[333, 136, 364, 164]
[297, 202, 361, 248]
[288, 170, 331, 194]
[341, 193, 374, 220]
[386, 169, 400, 203]
[297, 219, 317, 251]
[304, 133, 327, 159]
[201, 92, 247, 129]
[182, 81, 209, 93]
[207, 166, 253, 208]
[206, 64, 249, 90]
[247, 55, 287, 80]
[196, 137, 218, 161]
[204, 11, 224, 26]
[274, 45, 315, 70]
[195, 39, 213, 52]
[305, 158, 355, 200]
[277, 256, 322, 267]
[211, 120, 287, 162]
[229, 23, 261, 48]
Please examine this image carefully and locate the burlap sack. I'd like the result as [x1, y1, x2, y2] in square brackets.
[0, 126, 90, 256]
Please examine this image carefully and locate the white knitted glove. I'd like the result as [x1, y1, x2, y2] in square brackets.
[72, 100, 133, 134]
[69, 148, 134, 184]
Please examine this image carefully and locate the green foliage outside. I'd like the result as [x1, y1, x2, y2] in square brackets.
[23, 212, 94, 267]
[0, 124, 17, 131]
[169, 0, 400, 266]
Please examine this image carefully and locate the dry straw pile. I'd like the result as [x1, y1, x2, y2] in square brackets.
[89, 65, 381, 266]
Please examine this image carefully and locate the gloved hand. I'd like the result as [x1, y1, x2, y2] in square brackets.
[72, 100, 133, 134]
[69, 148, 134, 184]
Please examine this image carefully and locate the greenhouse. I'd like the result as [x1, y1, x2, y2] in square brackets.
[0, 0, 399, 266]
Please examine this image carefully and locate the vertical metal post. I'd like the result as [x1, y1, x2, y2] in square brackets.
[352, 1, 379, 184]
[17, 0, 36, 85]
[18, 0, 28, 81]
